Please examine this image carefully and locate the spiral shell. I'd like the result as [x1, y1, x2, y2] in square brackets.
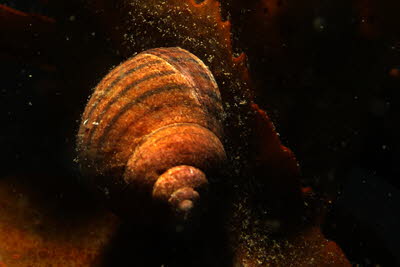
[77, 47, 226, 219]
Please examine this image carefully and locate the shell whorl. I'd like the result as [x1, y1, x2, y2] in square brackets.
[77, 47, 226, 219]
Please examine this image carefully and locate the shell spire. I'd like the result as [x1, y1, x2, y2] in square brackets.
[77, 47, 226, 221]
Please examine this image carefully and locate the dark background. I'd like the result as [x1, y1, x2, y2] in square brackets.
[1, 0, 399, 265]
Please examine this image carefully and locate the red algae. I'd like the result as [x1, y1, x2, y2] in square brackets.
[234, 225, 350, 266]
[0, 4, 57, 65]
[0, 0, 352, 265]
[0, 174, 120, 267]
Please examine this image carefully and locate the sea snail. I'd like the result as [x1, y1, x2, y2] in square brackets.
[77, 47, 227, 220]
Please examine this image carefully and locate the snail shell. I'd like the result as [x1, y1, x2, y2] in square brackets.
[77, 47, 226, 220]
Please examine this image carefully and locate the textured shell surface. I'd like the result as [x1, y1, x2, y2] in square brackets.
[77, 47, 227, 219]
